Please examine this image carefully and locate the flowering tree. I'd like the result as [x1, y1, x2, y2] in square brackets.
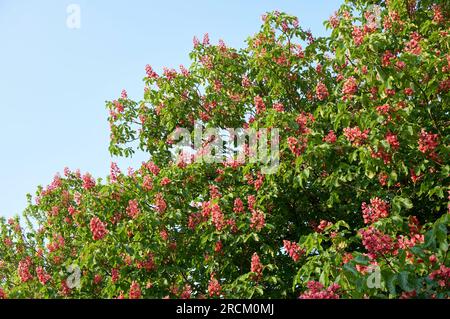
[1, 0, 449, 299]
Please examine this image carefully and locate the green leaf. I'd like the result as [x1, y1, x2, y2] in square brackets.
[398, 272, 415, 292]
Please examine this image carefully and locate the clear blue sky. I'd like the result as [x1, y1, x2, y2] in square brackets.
[0, 0, 342, 218]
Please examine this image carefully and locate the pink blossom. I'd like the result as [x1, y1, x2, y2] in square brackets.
[211, 203, 225, 231]
[0, 288, 6, 299]
[418, 129, 439, 154]
[342, 77, 358, 99]
[343, 126, 369, 146]
[299, 281, 340, 299]
[385, 132, 400, 150]
[250, 253, 263, 279]
[283, 240, 304, 262]
[126, 199, 140, 219]
[329, 12, 340, 28]
[143, 175, 153, 191]
[233, 198, 244, 214]
[287, 136, 307, 156]
[145, 64, 159, 79]
[110, 162, 121, 183]
[155, 193, 167, 214]
[208, 274, 221, 297]
[273, 102, 284, 112]
[241, 75, 251, 88]
[250, 210, 265, 231]
[129, 281, 142, 299]
[352, 26, 365, 46]
[146, 161, 160, 175]
[203, 33, 210, 45]
[180, 285, 192, 299]
[254, 95, 266, 114]
[323, 130, 337, 144]
[360, 227, 395, 259]
[405, 32, 421, 55]
[82, 173, 96, 190]
[18, 257, 33, 283]
[361, 197, 389, 224]
[315, 82, 329, 101]
[90, 217, 108, 240]
[111, 268, 120, 283]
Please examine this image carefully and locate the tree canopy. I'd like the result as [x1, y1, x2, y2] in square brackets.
[1, 0, 449, 299]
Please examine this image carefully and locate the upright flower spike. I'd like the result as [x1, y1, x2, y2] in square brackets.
[90, 217, 108, 240]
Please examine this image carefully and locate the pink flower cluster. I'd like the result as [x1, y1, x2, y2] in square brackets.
[180, 285, 192, 299]
[93, 274, 102, 285]
[273, 102, 284, 112]
[143, 175, 153, 191]
[145, 161, 160, 175]
[163, 67, 177, 81]
[82, 173, 96, 190]
[110, 162, 121, 183]
[283, 240, 304, 262]
[299, 281, 340, 299]
[429, 265, 450, 288]
[47, 233, 65, 253]
[376, 103, 390, 115]
[385, 132, 400, 150]
[129, 281, 142, 299]
[342, 77, 358, 100]
[18, 257, 33, 282]
[329, 12, 340, 28]
[323, 130, 337, 144]
[254, 95, 266, 114]
[208, 274, 221, 297]
[211, 203, 225, 231]
[287, 136, 308, 156]
[361, 197, 389, 224]
[343, 126, 369, 146]
[432, 5, 444, 24]
[250, 210, 265, 232]
[250, 253, 263, 279]
[90, 217, 108, 240]
[315, 82, 329, 101]
[370, 146, 392, 165]
[382, 50, 395, 67]
[126, 199, 140, 219]
[352, 26, 365, 46]
[145, 64, 158, 79]
[214, 240, 222, 253]
[397, 234, 424, 250]
[378, 172, 388, 186]
[295, 112, 314, 134]
[241, 75, 251, 88]
[233, 198, 244, 214]
[154, 193, 167, 214]
[316, 220, 333, 233]
[418, 129, 439, 155]
[405, 32, 421, 55]
[360, 227, 395, 259]
[136, 254, 156, 271]
[111, 268, 120, 283]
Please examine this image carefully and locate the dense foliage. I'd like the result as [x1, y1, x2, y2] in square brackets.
[1, 0, 449, 299]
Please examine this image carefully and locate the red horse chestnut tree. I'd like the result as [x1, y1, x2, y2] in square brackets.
[0, 0, 449, 299]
